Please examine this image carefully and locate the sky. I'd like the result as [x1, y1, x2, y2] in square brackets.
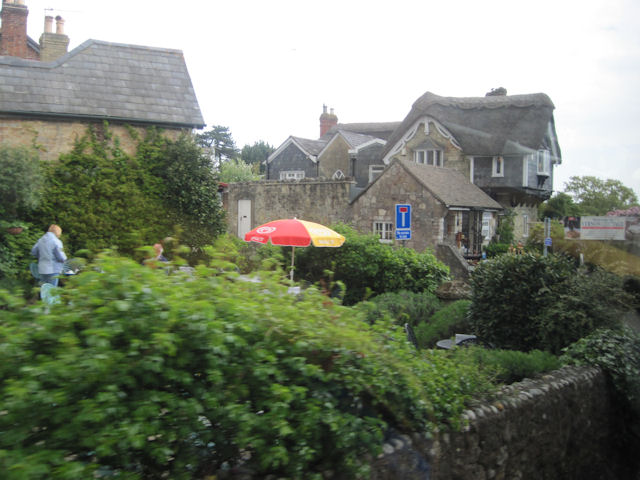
[21, 0, 640, 197]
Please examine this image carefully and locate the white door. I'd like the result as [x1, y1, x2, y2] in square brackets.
[238, 199, 251, 238]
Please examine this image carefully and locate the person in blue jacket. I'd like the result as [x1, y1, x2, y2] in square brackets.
[31, 224, 67, 286]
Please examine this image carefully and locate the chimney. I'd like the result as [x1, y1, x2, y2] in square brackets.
[0, 0, 30, 58]
[486, 87, 508, 97]
[319, 104, 338, 137]
[39, 14, 69, 61]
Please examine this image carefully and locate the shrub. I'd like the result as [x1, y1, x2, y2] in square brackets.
[359, 290, 441, 328]
[414, 300, 471, 348]
[456, 347, 561, 384]
[469, 253, 630, 354]
[562, 328, 640, 461]
[484, 242, 510, 258]
[0, 145, 44, 219]
[295, 224, 449, 305]
[0, 253, 493, 479]
[0, 222, 42, 295]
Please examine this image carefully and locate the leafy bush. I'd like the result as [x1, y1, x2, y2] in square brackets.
[31, 125, 225, 260]
[295, 224, 449, 305]
[469, 253, 630, 354]
[0, 222, 42, 294]
[414, 300, 471, 348]
[0, 253, 493, 479]
[562, 328, 640, 457]
[359, 290, 441, 328]
[483, 242, 510, 258]
[0, 145, 44, 219]
[455, 347, 561, 384]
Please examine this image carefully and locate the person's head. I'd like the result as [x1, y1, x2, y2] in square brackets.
[48, 224, 62, 238]
[153, 243, 163, 256]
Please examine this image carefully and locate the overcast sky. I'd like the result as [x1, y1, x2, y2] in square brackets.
[23, 0, 640, 197]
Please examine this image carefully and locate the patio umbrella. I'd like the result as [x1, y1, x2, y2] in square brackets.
[244, 218, 345, 281]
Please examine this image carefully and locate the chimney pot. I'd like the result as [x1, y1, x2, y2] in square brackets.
[55, 15, 64, 34]
[44, 15, 53, 33]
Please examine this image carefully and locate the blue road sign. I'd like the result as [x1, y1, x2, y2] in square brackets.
[396, 204, 411, 240]
[396, 204, 411, 229]
[544, 237, 552, 246]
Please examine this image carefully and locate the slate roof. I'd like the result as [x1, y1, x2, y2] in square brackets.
[335, 129, 381, 149]
[324, 121, 401, 141]
[290, 136, 326, 156]
[0, 39, 204, 128]
[383, 92, 560, 160]
[398, 159, 503, 209]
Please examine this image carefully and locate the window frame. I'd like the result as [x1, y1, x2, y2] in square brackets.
[536, 150, 551, 175]
[523, 214, 530, 237]
[369, 165, 385, 183]
[279, 170, 305, 180]
[492, 156, 504, 177]
[414, 149, 443, 167]
[373, 221, 394, 243]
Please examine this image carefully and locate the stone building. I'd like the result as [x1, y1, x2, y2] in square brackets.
[264, 90, 561, 245]
[0, 0, 204, 160]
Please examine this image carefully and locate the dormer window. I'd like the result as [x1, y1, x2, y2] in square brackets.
[536, 150, 551, 176]
[413, 138, 444, 167]
[492, 156, 504, 177]
[414, 150, 443, 166]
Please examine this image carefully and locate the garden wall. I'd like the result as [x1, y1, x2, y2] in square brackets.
[372, 365, 635, 480]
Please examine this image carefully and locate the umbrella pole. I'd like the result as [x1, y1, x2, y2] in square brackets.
[290, 246, 295, 282]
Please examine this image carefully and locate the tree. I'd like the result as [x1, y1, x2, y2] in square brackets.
[0, 145, 44, 220]
[241, 140, 275, 174]
[538, 192, 581, 220]
[196, 125, 238, 167]
[563, 176, 638, 216]
[219, 158, 260, 182]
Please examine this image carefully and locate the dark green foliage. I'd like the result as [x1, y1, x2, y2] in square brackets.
[469, 253, 630, 354]
[495, 209, 515, 244]
[456, 347, 561, 384]
[414, 300, 471, 348]
[562, 328, 640, 453]
[0, 145, 44, 219]
[0, 222, 42, 294]
[358, 290, 441, 327]
[295, 224, 449, 305]
[539, 192, 581, 220]
[483, 242, 510, 258]
[31, 125, 224, 259]
[240, 140, 275, 174]
[196, 125, 238, 165]
[0, 254, 494, 479]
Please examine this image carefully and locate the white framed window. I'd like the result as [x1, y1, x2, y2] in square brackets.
[333, 170, 345, 180]
[369, 165, 385, 182]
[414, 149, 443, 167]
[523, 214, 529, 237]
[279, 170, 305, 180]
[374, 222, 393, 243]
[536, 150, 550, 175]
[492, 156, 504, 177]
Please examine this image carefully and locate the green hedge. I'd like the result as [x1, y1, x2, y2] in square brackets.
[414, 300, 471, 348]
[469, 253, 630, 354]
[294, 224, 449, 305]
[0, 254, 493, 479]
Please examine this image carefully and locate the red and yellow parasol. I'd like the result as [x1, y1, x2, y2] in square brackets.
[244, 218, 345, 280]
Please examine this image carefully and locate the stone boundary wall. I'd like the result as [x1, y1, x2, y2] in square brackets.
[372, 366, 632, 480]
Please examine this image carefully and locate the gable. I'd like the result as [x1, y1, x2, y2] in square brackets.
[383, 91, 560, 162]
[0, 39, 204, 128]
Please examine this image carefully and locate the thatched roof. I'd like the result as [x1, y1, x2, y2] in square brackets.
[383, 91, 560, 160]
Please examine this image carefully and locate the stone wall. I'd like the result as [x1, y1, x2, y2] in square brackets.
[0, 116, 184, 161]
[372, 366, 635, 480]
[226, 179, 354, 237]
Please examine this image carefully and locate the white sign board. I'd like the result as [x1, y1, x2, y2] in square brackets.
[564, 216, 626, 240]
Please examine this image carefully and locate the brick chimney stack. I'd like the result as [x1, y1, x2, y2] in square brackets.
[39, 14, 69, 61]
[0, 0, 31, 58]
[319, 104, 338, 138]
